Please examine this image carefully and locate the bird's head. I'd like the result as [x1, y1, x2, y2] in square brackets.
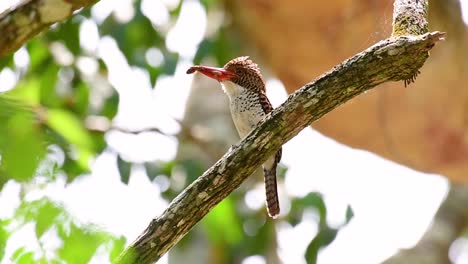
[187, 56, 266, 93]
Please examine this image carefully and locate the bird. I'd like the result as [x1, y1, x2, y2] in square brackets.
[187, 56, 282, 218]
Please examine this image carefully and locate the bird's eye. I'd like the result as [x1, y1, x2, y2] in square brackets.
[235, 69, 243, 75]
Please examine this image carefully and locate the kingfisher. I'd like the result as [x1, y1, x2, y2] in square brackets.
[187, 56, 281, 218]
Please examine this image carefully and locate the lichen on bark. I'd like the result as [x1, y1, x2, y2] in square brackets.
[116, 31, 444, 264]
[392, 0, 429, 36]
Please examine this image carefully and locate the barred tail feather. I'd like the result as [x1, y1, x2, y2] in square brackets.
[264, 168, 280, 218]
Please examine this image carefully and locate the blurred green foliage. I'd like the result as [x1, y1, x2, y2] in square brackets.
[0, 0, 353, 263]
[9, 198, 125, 263]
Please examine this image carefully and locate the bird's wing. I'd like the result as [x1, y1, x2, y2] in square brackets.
[258, 92, 273, 114]
[259, 92, 282, 163]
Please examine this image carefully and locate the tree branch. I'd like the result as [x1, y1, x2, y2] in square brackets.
[115, 31, 445, 264]
[115, 0, 445, 263]
[0, 0, 98, 57]
[392, 0, 428, 36]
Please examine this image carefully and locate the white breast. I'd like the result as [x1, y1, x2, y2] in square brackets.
[221, 81, 266, 138]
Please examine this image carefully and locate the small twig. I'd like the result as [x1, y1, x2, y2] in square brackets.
[111, 126, 171, 136]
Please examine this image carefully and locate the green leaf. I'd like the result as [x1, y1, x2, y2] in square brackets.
[76, 148, 93, 171]
[162, 51, 179, 75]
[57, 222, 119, 264]
[345, 205, 354, 224]
[13, 198, 122, 263]
[90, 132, 106, 154]
[15, 201, 39, 223]
[45, 108, 104, 178]
[144, 162, 161, 181]
[288, 192, 327, 227]
[109, 236, 126, 262]
[39, 63, 61, 108]
[47, 17, 81, 55]
[100, 92, 119, 119]
[305, 227, 338, 264]
[46, 108, 93, 151]
[178, 159, 205, 183]
[202, 198, 242, 245]
[5, 77, 41, 106]
[199, 0, 218, 10]
[38, 257, 55, 264]
[0, 220, 9, 262]
[193, 39, 214, 65]
[72, 79, 90, 116]
[27, 40, 50, 70]
[100, 10, 163, 67]
[0, 96, 34, 141]
[159, 160, 175, 176]
[277, 163, 288, 179]
[0, 113, 45, 182]
[213, 28, 240, 65]
[168, 0, 183, 17]
[193, 27, 241, 66]
[117, 155, 131, 184]
[243, 217, 275, 256]
[147, 66, 162, 87]
[12, 247, 27, 261]
[62, 157, 85, 182]
[302, 193, 327, 224]
[16, 251, 35, 264]
[35, 200, 63, 238]
[15, 198, 68, 226]
[58, 224, 104, 264]
[0, 54, 14, 71]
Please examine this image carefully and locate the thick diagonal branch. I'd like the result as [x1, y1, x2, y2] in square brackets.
[0, 0, 99, 57]
[116, 31, 445, 264]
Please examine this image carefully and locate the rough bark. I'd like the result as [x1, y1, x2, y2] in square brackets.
[228, 0, 468, 182]
[382, 184, 468, 264]
[0, 0, 98, 57]
[115, 28, 445, 264]
[392, 0, 428, 36]
[114, 1, 445, 263]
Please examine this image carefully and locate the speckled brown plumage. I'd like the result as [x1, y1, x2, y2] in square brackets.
[222, 56, 282, 218]
[186, 56, 283, 217]
[223, 56, 266, 93]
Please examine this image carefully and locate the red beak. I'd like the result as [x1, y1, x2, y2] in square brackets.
[187, 66, 237, 81]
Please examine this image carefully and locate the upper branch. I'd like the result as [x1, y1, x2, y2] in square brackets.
[392, 0, 428, 36]
[116, 31, 445, 264]
[0, 0, 98, 57]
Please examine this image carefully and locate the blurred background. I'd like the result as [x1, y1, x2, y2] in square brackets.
[0, 0, 467, 263]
